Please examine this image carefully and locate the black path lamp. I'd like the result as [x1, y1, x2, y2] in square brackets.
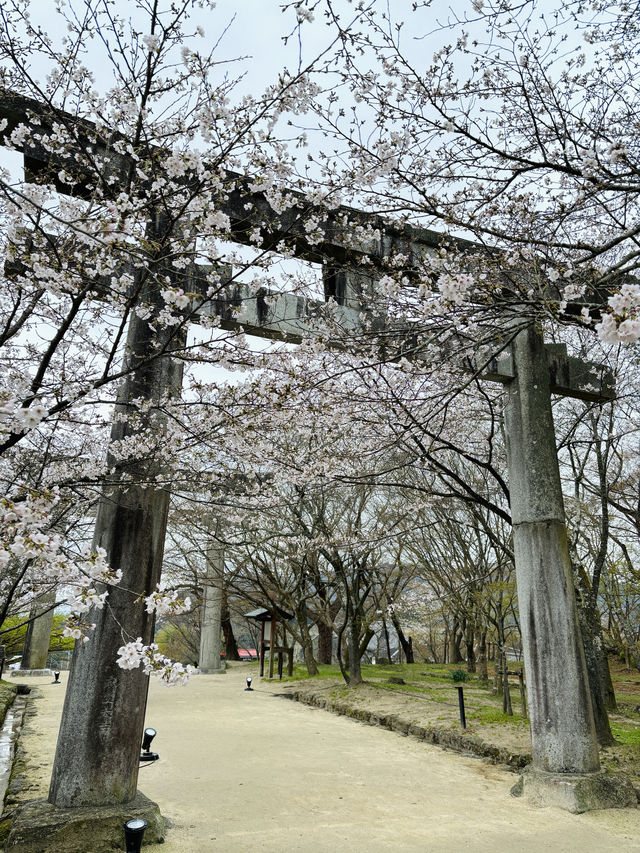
[123, 817, 147, 852]
[52, 671, 61, 684]
[140, 727, 159, 762]
[245, 676, 253, 691]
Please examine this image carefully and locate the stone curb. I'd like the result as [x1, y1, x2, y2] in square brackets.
[280, 688, 532, 771]
[2, 689, 39, 813]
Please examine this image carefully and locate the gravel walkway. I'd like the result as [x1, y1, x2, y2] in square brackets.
[9, 667, 640, 852]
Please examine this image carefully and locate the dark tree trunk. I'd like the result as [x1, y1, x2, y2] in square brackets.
[449, 618, 463, 664]
[576, 595, 615, 745]
[221, 594, 240, 661]
[478, 630, 488, 682]
[317, 621, 333, 664]
[502, 656, 513, 716]
[295, 604, 318, 676]
[496, 623, 512, 715]
[603, 656, 617, 712]
[391, 614, 414, 664]
[336, 617, 349, 685]
[348, 615, 362, 686]
[428, 628, 440, 664]
[382, 615, 393, 663]
[448, 619, 458, 663]
[465, 625, 476, 674]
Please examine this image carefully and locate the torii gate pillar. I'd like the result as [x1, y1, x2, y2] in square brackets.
[44, 213, 180, 845]
[17, 589, 56, 674]
[199, 534, 225, 674]
[503, 325, 635, 811]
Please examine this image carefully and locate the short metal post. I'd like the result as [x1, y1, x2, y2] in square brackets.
[456, 685, 467, 729]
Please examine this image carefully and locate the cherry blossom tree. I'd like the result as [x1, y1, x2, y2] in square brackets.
[290, 0, 640, 347]
[0, 0, 341, 680]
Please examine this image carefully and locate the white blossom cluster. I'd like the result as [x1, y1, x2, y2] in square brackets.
[160, 287, 192, 310]
[0, 490, 123, 640]
[116, 637, 194, 685]
[0, 399, 48, 434]
[144, 586, 192, 617]
[0, 491, 62, 571]
[437, 273, 475, 305]
[596, 284, 640, 344]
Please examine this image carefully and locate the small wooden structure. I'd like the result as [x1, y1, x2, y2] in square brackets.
[244, 607, 294, 679]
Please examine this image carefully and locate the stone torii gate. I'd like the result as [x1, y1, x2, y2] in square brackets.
[0, 92, 634, 846]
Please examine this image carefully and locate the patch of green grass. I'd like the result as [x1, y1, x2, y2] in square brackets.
[366, 680, 430, 697]
[365, 666, 459, 686]
[275, 663, 340, 682]
[614, 691, 640, 705]
[278, 661, 467, 685]
[610, 723, 640, 745]
[470, 706, 528, 726]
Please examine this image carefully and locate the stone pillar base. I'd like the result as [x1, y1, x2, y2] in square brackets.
[511, 767, 638, 813]
[198, 665, 226, 674]
[0, 791, 164, 852]
[11, 669, 53, 678]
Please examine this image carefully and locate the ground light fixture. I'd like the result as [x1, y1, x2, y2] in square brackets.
[52, 671, 60, 684]
[123, 817, 148, 853]
[140, 727, 159, 762]
[245, 676, 253, 691]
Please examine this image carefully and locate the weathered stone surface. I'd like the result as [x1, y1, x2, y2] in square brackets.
[20, 591, 56, 672]
[48, 213, 187, 809]
[199, 531, 225, 674]
[504, 326, 600, 776]
[511, 767, 638, 813]
[0, 684, 17, 724]
[408, 724, 426, 740]
[0, 791, 164, 851]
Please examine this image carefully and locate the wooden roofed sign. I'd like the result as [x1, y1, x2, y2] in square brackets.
[245, 607, 294, 679]
[0, 90, 629, 817]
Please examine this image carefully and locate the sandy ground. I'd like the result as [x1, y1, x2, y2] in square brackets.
[10, 667, 640, 852]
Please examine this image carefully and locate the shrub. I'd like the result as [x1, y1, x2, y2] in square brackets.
[451, 669, 468, 682]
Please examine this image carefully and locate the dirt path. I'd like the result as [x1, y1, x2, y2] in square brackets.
[11, 667, 640, 852]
